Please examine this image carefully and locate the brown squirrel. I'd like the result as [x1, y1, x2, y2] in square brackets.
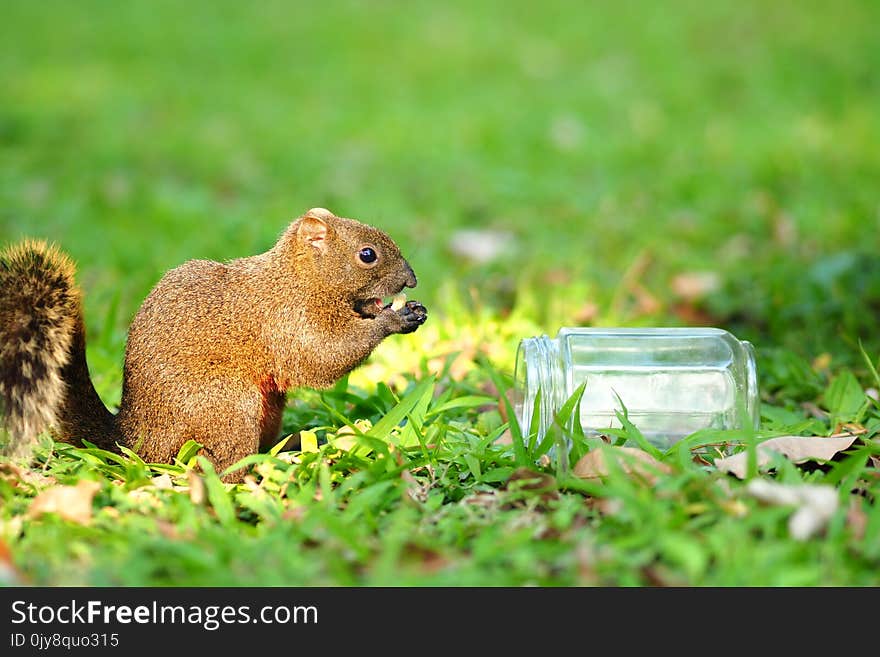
[0, 207, 427, 480]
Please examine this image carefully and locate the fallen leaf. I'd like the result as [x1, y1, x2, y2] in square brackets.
[27, 480, 101, 525]
[494, 428, 513, 445]
[714, 431, 863, 479]
[504, 468, 559, 506]
[282, 506, 306, 522]
[151, 474, 174, 490]
[507, 467, 556, 490]
[671, 271, 721, 301]
[462, 490, 498, 508]
[127, 488, 162, 509]
[745, 479, 837, 540]
[156, 519, 182, 540]
[671, 301, 717, 325]
[402, 542, 448, 574]
[187, 469, 206, 505]
[846, 497, 867, 540]
[497, 389, 514, 425]
[835, 422, 867, 435]
[573, 302, 599, 324]
[632, 283, 662, 316]
[0, 462, 56, 489]
[573, 446, 671, 484]
[641, 564, 687, 587]
[575, 543, 600, 585]
[588, 497, 624, 516]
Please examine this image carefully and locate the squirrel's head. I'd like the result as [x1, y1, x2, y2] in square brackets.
[285, 208, 417, 317]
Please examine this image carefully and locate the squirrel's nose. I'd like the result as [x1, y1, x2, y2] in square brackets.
[403, 261, 417, 288]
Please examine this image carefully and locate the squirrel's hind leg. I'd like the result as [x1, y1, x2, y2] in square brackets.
[123, 378, 264, 483]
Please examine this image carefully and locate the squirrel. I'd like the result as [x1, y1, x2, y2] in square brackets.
[0, 207, 427, 480]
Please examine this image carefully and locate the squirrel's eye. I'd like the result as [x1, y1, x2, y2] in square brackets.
[358, 247, 378, 264]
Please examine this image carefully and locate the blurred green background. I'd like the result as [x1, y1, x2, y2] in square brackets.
[2, 0, 879, 378]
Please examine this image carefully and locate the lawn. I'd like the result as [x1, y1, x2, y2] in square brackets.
[1, 0, 879, 586]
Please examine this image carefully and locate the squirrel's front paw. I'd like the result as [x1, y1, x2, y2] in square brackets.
[394, 300, 427, 334]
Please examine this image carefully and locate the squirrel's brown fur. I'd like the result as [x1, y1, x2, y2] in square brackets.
[0, 208, 427, 479]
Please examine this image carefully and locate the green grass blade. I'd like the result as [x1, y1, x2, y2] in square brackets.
[175, 439, 203, 465]
[481, 363, 530, 466]
[396, 378, 435, 447]
[425, 395, 497, 418]
[196, 456, 236, 526]
[858, 340, 880, 389]
[367, 376, 435, 440]
[612, 391, 663, 460]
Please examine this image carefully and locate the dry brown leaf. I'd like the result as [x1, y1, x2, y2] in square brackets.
[126, 488, 162, 509]
[282, 506, 306, 522]
[187, 469, 206, 505]
[846, 497, 868, 540]
[507, 467, 556, 491]
[633, 283, 662, 316]
[745, 479, 837, 540]
[0, 462, 56, 489]
[100, 508, 121, 525]
[27, 480, 101, 525]
[498, 389, 514, 425]
[671, 301, 717, 326]
[594, 497, 624, 516]
[504, 467, 559, 507]
[573, 302, 599, 324]
[401, 542, 448, 574]
[641, 564, 687, 587]
[575, 543, 600, 585]
[462, 490, 498, 508]
[573, 446, 671, 484]
[835, 423, 868, 436]
[714, 431, 863, 479]
[671, 271, 721, 301]
[151, 474, 174, 490]
[494, 428, 513, 445]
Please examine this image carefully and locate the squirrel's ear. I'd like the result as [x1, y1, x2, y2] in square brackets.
[298, 215, 329, 253]
[304, 207, 336, 221]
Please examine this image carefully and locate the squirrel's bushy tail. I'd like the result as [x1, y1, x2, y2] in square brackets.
[0, 241, 118, 458]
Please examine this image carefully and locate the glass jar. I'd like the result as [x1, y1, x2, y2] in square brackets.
[513, 327, 759, 450]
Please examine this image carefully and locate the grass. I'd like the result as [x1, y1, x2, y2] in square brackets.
[2, 0, 880, 586]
